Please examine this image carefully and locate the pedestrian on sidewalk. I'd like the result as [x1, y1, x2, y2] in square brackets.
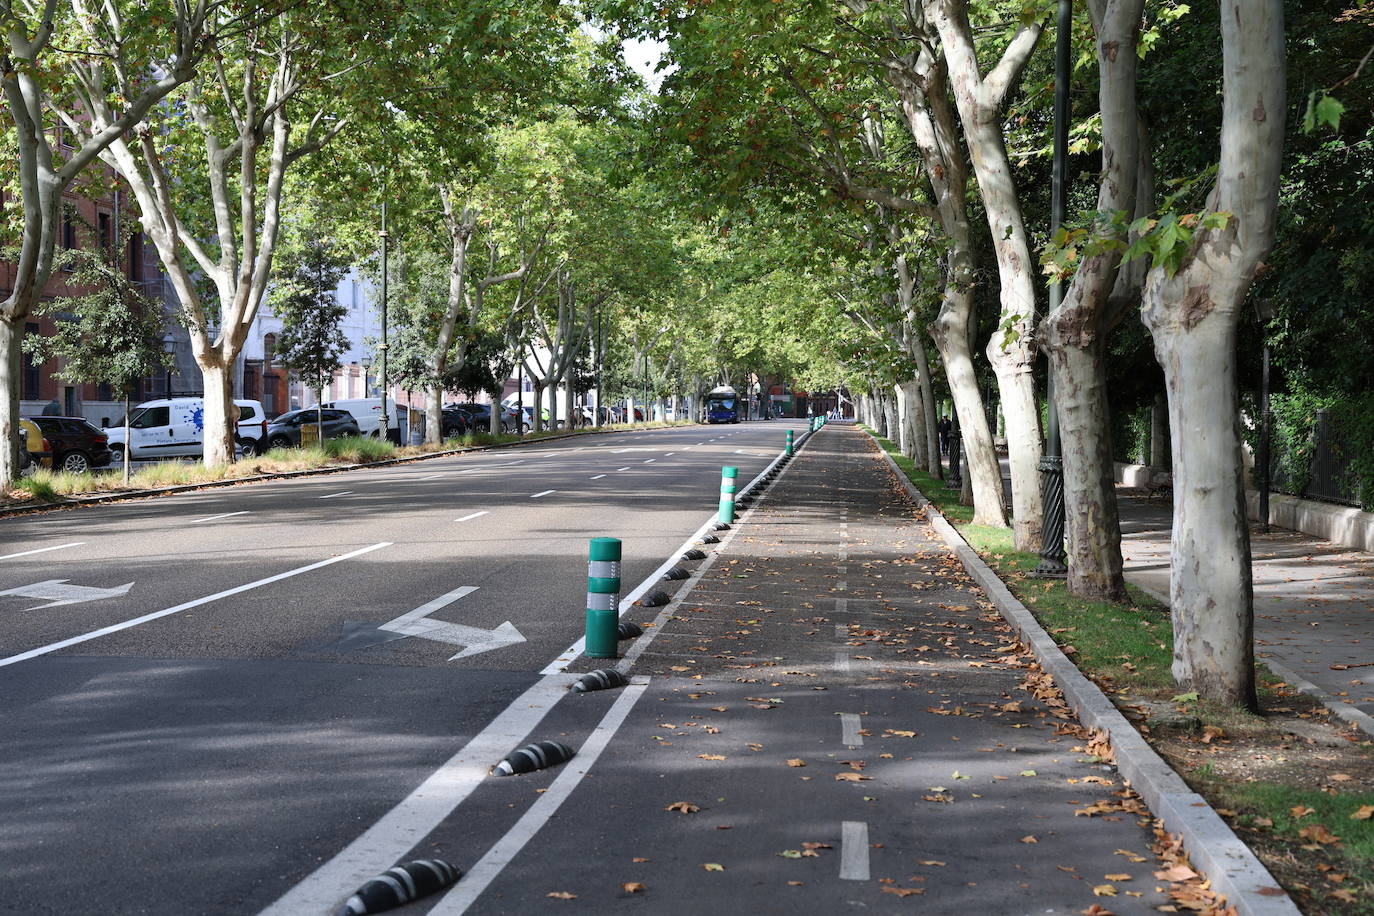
[938, 415, 951, 455]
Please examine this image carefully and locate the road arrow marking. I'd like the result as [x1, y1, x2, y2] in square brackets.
[378, 586, 526, 660]
[0, 579, 134, 610]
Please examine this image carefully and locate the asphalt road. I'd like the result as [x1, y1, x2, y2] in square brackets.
[0, 420, 805, 915]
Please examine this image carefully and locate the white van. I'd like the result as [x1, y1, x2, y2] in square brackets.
[321, 398, 401, 438]
[106, 398, 268, 459]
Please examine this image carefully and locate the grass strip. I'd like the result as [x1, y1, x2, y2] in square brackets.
[867, 428, 1374, 913]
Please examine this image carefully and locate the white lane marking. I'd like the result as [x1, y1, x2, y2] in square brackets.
[455, 511, 489, 523]
[664, 452, 675, 456]
[0, 579, 134, 610]
[192, 511, 250, 523]
[835, 597, 848, 614]
[529, 490, 555, 499]
[429, 680, 650, 914]
[419, 473, 447, 481]
[257, 673, 577, 916]
[589, 474, 606, 480]
[0, 542, 84, 561]
[610, 448, 653, 453]
[616, 466, 631, 472]
[835, 623, 847, 638]
[0, 543, 391, 669]
[840, 821, 871, 881]
[837, 580, 848, 591]
[380, 586, 524, 660]
[318, 491, 352, 500]
[841, 713, 863, 746]
[643, 458, 656, 463]
[834, 650, 851, 673]
[837, 565, 848, 574]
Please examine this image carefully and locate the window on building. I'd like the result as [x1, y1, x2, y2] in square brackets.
[98, 213, 112, 252]
[62, 205, 77, 251]
[22, 322, 40, 400]
[128, 231, 143, 281]
[97, 382, 113, 401]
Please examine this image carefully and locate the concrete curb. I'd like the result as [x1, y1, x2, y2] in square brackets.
[0, 422, 702, 520]
[866, 434, 1298, 916]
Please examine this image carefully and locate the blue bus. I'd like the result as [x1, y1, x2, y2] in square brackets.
[704, 386, 740, 424]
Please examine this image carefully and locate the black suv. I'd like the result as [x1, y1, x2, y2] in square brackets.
[29, 416, 114, 473]
[265, 408, 362, 449]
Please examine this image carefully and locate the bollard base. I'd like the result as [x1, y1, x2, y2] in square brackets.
[585, 608, 619, 658]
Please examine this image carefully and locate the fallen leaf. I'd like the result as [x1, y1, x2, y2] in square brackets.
[1291, 805, 1316, 820]
[665, 802, 700, 814]
[787, 881, 804, 886]
[1021, 835, 1038, 844]
[1104, 873, 1132, 881]
[1299, 824, 1340, 845]
[835, 772, 872, 782]
[698, 754, 727, 761]
[1019, 770, 1037, 777]
[778, 850, 803, 859]
[1092, 884, 1118, 897]
[547, 891, 577, 900]
[917, 860, 946, 867]
[621, 883, 645, 894]
[881, 887, 924, 897]
[702, 863, 725, 871]
[632, 857, 650, 863]
[1351, 805, 1374, 821]
[786, 758, 806, 767]
[1154, 864, 1197, 882]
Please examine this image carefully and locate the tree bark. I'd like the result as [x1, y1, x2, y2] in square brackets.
[201, 361, 236, 468]
[1139, 0, 1284, 707]
[0, 319, 21, 485]
[932, 0, 1045, 550]
[893, 383, 912, 457]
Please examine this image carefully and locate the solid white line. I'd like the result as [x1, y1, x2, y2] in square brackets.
[257, 673, 578, 916]
[318, 491, 352, 499]
[429, 681, 650, 914]
[0, 543, 392, 669]
[841, 713, 863, 746]
[0, 542, 84, 561]
[589, 474, 606, 480]
[840, 821, 871, 880]
[192, 511, 250, 523]
[455, 511, 489, 523]
[529, 490, 555, 498]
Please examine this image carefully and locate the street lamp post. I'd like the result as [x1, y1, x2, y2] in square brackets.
[162, 333, 175, 397]
[1034, 0, 1072, 578]
[360, 354, 372, 397]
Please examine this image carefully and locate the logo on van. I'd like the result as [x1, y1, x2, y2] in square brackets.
[191, 406, 204, 432]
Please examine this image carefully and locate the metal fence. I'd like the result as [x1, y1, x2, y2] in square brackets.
[1269, 409, 1360, 507]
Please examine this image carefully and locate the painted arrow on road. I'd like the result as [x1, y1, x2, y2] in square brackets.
[379, 585, 526, 660]
[0, 579, 135, 610]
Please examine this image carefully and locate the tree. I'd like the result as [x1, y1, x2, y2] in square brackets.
[0, 0, 224, 488]
[21, 243, 172, 483]
[1138, 0, 1285, 707]
[271, 236, 349, 443]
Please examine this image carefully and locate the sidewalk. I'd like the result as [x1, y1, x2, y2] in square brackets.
[467, 427, 1178, 913]
[1117, 493, 1374, 734]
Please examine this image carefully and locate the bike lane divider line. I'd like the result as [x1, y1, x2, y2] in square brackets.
[191, 511, 250, 523]
[455, 512, 489, 523]
[589, 474, 606, 480]
[841, 713, 863, 746]
[428, 679, 651, 915]
[0, 542, 84, 561]
[840, 821, 871, 881]
[615, 466, 631, 472]
[318, 491, 353, 500]
[0, 542, 392, 669]
[529, 490, 555, 499]
[257, 673, 580, 916]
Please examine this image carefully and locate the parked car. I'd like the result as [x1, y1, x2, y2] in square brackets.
[445, 402, 519, 433]
[26, 416, 114, 473]
[439, 406, 473, 438]
[320, 397, 402, 439]
[106, 398, 269, 460]
[264, 408, 361, 449]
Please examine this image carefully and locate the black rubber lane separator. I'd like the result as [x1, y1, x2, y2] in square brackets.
[698, 534, 721, 544]
[662, 566, 690, 581]
[617, 621, 645, 640]
[573, 669, 630, 693]
[493, 741, 575, 777]
[639, 589, 673, 607]
[681, 548, 707, 561]
[336, 860, 461, 915]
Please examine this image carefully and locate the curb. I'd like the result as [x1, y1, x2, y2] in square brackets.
[865, 433, 1299, 916]
[0, 422, 703, 520]
[1126, 577, 1374, 741]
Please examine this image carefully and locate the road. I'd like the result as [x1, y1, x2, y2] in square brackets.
[0, 420, 805, 914]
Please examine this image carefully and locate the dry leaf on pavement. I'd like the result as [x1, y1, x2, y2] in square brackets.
[621, 883, 645, 894]
[665, 801, 700, 814]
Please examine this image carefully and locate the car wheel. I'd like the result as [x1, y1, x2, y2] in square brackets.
[60, 450, 92, 474]
[268, 435, 292, 450]
[444, 425, 462, 438]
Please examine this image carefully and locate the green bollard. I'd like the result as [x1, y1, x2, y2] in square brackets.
[786, 429, 794, 456]
[586, 537, 622, 658]
[718, 466, 738, 524]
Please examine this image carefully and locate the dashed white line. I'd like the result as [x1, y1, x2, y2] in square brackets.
[530, 490, 555, 498]
[841, 713, 863, 746]
[419, 473, 447, 481]
[1, 543, 392, 669]
[837, 580, 848, 591]
[834, 623, 847, 638]
[840, 821, 871, 880]
[643, 458, 656, 463]
[616, 466, 631, 472]
[834, 650, 851, 673]
[318, 491, 352, 500]
[455, 511, 489, 523]
[192, 511, 250, 523]
[0, 542, 84, 561]
[590, 474, 606, 480]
